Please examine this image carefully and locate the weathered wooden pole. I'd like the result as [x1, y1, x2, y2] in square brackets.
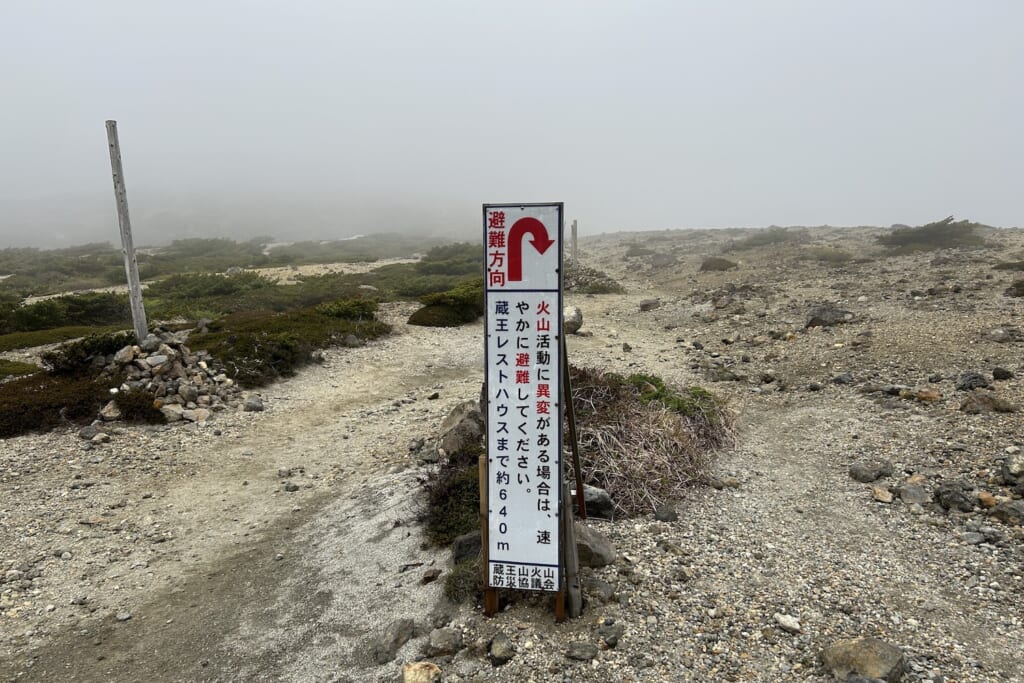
[569, 220, 577, 264]
[105, 120, 148, 342]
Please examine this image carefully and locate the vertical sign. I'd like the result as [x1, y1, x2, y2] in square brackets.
[484, 203, 563, 592]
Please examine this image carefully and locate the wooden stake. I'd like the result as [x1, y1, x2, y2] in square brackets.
[571, 219, 578, 263]
[562, 337, 586, 519]
[105, 120, 148, 342]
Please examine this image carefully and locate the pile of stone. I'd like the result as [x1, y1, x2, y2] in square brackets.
[97, 330, 244, 424]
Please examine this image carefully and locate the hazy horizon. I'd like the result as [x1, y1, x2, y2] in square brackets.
[2, 1, 1021, 248]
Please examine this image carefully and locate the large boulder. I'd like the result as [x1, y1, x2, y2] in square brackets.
[437, 400, 485, 458]
[563, 306, 583, 335]
[805, 303, 853, 328]
[821, 637, 905, 683]
[574, 522, 615, 567]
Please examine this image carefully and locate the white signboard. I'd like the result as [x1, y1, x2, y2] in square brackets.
[483, 203, 563, 592]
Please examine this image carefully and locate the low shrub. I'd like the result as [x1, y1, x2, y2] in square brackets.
[422, 463, 480, 546]
[41, 331, 136, 375]
[188, 306, 390, 386]
[444, 557, 482, 603]
[624, 244, 655, 258]
[798, 246, 853, 264]
[315, 298, 378, 320]
[408, 279, 483, 327]
[0, 372, 113, 438]
[726, 227, 807, 251]
[564, 264, 625, 294]
[0, 326, 126, 353]
[877, 217, 986, 252]
[145, 271, 274, 300]
[993, 261, 1024, 271]
[1005, 280, 1024, 298]
[113, 387, 166, 424]
[570, 366, 733, 515]
[5, 292, 130, 333]
[0, 359, 40, 379]
[699, 257, 738, 272]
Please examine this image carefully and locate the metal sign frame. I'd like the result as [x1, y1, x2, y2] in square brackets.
[482, 202, 564, 601]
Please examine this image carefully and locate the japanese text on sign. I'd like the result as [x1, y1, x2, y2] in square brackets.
[484, 203, 563, 591]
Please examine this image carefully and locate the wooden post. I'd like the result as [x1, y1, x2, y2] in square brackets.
[480, 452, 498, 616]
[571, 219, 578, 263]
[562, 337, 587, 519]
[105, 120, 148, 342]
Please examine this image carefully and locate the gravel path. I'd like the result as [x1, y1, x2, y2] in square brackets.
[2, 227, 1022, 682]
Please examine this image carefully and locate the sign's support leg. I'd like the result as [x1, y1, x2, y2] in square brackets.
[479, 453, 498, 617]
[560, 478, 582, 619]
[562, 338, 587, 519]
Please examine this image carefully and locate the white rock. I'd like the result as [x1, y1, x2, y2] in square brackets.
[773, 612, 801, 634]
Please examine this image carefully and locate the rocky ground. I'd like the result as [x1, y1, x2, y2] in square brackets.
[1, 226, 1023, 682]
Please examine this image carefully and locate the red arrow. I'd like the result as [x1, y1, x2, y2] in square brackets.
[507, 217, 555, 282]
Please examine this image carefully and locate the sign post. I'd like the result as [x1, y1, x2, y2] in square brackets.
[482, 203, 568, 618]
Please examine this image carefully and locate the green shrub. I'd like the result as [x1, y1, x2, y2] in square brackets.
[422, 463, 480, 546]
[41, 331, 136, 375]
[0, 359, 41, 379]
[699, 257, 738, 272]
[876, 217, 986, 252]
[625, 244, 655, 257]
[564, 264, 625, 294]
[444, 557, 482, 603]
[146, 272, 274, 299]
[0, 373, 113, 438]
[408, 279, 484, 327]
[4, 293, 130, 334]
[0, 326, 126, 353]
[113, 388, 166, 424]
[725, 227, 808, 251]
[993, 261, 1024, 271]
[315, 298, 378, 320]
[188, 307, 390, 386]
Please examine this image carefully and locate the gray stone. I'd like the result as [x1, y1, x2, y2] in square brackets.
[145, 354, 169, 367]
[993, 367, 1014, 380]
[437, 401, 484, 457]
[897, 484, 929, 505]
[341, 334, 363, 348]
[1001, 452, 1024, 484]
[596, 618, 625, 648]
[849, 460, 894, 483]
[451, 530, 481, 564]
[990, 500, 1024, 526]
[139, 334, 161, 352]
[638, 298, 661, 312]
[575, 522, 615, 567]
[115, 611, 132, 622]
[78, 425, 100, 441]
[371, 618, 416, 664]
[244, 395, 265, 412]
[564, 306, 583, 334]
[654, 504, 679, 522]
[805, 303, 853, 328]
[573, 485, 615, 520]
[821, 637, 905, 683]
[565, 641, 598, 661]
[160, 404, 185, 422]
[955, 372, 990, 391]
[773, 612, 801, 634]
[113, 346, 135, 364]
[960, 392, 1017, 414]
[962, 532, 986, 545]
[178, 384, 199, 403]
[488, 632, 515, 666]
[426, 627, 463, 657]
[99, 400, 122, 422]
[933, 480, 975, 512]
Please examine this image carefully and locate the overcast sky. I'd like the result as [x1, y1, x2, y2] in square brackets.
[1, 1, 1021, 247]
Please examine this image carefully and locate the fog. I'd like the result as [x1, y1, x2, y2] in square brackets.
[1, 1, 1021, 248]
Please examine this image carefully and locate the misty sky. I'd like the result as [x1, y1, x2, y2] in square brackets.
[1, 1, 1022, 247]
